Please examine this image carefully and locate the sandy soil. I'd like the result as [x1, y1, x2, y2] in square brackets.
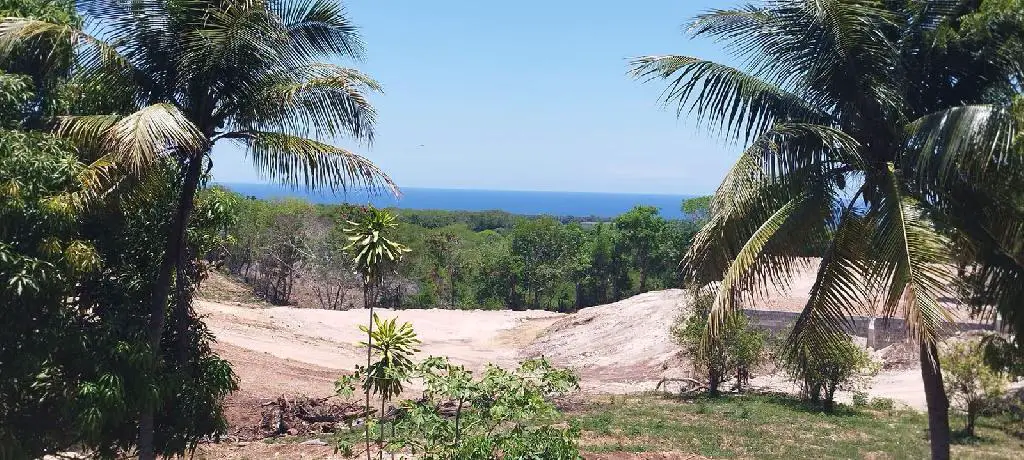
[198, 298, 563, 396]
[522, 289, 691, 392]
[198, 260, 993, 414]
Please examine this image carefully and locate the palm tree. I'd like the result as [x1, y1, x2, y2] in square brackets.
[343, 207, 409, 460]
[1, 1, 395, 458]
[632, 1, 1022, 458]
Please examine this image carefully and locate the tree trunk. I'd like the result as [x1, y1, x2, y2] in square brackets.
[920, 341, 951, 460]
[966, 407, 977, 437]
[378, 397, 386, 460]
[363, 280, 373, 460]
[450, 268, 456, 307]
[138, 155, 205, 460]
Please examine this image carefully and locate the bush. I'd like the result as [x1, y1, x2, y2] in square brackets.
[852, 391, 870, 407]
[672, 291, 766, 395]
[869, 397, 895, 411]
[785, 336, 877, 409]
[941, 338, 1011, 437]
[387, 357, 581, 460]
[336, 315, 582, 460]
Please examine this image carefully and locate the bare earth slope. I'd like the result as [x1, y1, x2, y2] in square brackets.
[521, 289, 690, 392]
[198, 299, 563, 396]
[199, 263, 981, 410]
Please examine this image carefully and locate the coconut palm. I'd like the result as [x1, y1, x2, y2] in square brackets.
[343, 206, 409, 460]
[1, 1, 395, 457]
[632, 1, 1022, 458]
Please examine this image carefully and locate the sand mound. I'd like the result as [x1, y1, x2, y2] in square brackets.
[523, 289, 691, 390]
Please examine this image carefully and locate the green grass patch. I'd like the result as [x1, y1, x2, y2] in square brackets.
[565, 393, 1023, 459]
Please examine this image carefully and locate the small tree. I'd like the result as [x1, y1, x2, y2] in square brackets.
[941, 339, 1011, 437]
[344, 207, 410, 460]
[786, 336, 877, 410]
[673, 291, 766, 395]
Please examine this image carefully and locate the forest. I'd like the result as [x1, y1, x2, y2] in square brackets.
[213, 188, 706, 312]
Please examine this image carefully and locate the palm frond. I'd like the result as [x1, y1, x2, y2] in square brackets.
[0, 17, 140, 80]
[238, 64, 381, 141]
[227, 130, 396, 195]
[704, 185, 833, 337]
[937, 180, 1024, 333]
[686, 0, 898, 111]
[629, 55, 831, 143]
[58, 103, 207, 175]
[53, 152, 125, 211]
[54, 114, 121, 153]
[903, 104, 1019, 192]
[869, 164, 956, 345]
[273, 0, 364, 61]
[682, 122, 854, 287]
[784, 208, 872, 364]
[180, 1, 284, 80]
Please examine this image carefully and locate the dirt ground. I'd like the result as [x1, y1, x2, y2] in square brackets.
[193, 261, 1007, 458]
[199, 259, 976, 410]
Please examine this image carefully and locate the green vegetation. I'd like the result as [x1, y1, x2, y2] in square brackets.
[634, 1, 1024, 456]
[786, 336, 878, 410]
[218, 195, 700, 311]
[1, 0, 389, 457]
[2, 0, 1023, 458]
[571, 394, 1024, 459]
[0, 128, 238, 458]
[336, 311, 582, 460]
[942, 339, 1013, 437]
[672, 291, 766, 395]
[385, 357, 581, 460]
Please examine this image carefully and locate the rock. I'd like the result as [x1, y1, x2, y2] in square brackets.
[286, 427, 299, 436]
[301, 439, 328, 446]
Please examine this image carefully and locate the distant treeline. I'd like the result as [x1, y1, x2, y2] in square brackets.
[215, 187, 707, 311]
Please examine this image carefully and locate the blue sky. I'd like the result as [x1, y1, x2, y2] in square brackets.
[211, 0, 743, 195]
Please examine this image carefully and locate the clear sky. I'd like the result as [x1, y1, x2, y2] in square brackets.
[211, 0, 744, 195]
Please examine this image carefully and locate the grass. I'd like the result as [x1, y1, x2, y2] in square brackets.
[565, 392, 1024, 459]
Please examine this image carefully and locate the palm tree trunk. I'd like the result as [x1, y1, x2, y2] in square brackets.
[920, 341, 951, 460]
[138, 155, 205, 460]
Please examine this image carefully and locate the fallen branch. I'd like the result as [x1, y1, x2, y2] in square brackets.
[655, 377, 706, 395]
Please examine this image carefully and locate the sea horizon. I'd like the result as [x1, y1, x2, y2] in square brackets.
[218, 182, 697, 219]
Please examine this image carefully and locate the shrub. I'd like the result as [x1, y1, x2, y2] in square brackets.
[941, 338, 1011, 437]
[785, 336, 877, 409]
[336, 318, 582, 460]
[672, 291, 766, 395]
[852, 391, 870, 407]
[387, 357, 582, 460]
[869, 397, 896, 411]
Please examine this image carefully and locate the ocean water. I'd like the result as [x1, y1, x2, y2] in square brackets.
[220, 183, 694, 219]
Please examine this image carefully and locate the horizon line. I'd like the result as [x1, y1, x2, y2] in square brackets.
[215, 181, 706, 198]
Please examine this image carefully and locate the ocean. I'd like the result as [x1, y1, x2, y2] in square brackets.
[220, 183, 695, 219]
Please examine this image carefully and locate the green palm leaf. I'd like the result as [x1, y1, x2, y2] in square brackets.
[275, 0, 364, 60]
[630, 55, 830, 142]
[869, 165, 957, 345]
[238, 64, 381, 141]
[59, 103, 207, 175]
[904, 104, 1019, 192]
[784, 209, 871, 367]
[227, 130, 396, 194]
